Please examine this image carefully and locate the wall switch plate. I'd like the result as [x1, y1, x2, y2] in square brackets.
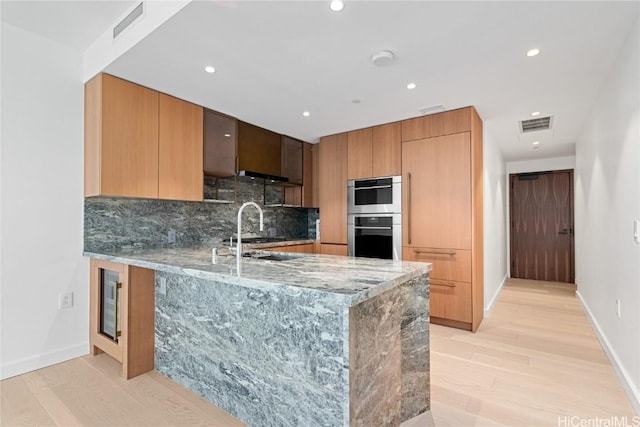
[634, 220, 640, 244]
[616, 299, 621, 319]
[158, 277, 167, 296]
[59, 292, 73, 309]
[168, 229, 176, 244]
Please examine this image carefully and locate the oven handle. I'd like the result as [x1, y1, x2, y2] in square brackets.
[354, 184, 393, 191]
[407, 172, 412, 245]
[353, 226, 393, 230]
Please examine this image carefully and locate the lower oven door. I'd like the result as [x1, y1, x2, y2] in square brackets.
[348, 214, 402, 260]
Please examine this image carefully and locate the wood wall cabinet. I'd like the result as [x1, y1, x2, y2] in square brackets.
[284, 141, 317, 207]
[89, 258, 155, 379]
[401, 106, 483, 332]
[158, 94, 203, 201]
[204, 109, 237, 177]
[237, 121, 282, 177]
[85, 73, 204, 201]
[85, 73, 159, 199]
[281, 136, 303, 185]
[319, 133, 348, 244]
[347, 122, 401, 179]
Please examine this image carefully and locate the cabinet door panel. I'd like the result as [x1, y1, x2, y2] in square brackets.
[347, 128, 372, 179]
[302, 142, 315, 207]
[402, 247, 471, 282]
[402, 133, 471, 249]
[158, 94, 203, 201]
[372, 122, 401, 177]
[401, 107, 472, 142]
[282, 136, 303, 185]
[238, 121, 281, 177]
[204, 110, 237, 177]
[319, 134, 348, 244]
[101, 74, 159, 198]
[430, 280, 472, 323]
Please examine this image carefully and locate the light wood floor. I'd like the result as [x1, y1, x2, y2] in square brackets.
[1, 278, 635, 426]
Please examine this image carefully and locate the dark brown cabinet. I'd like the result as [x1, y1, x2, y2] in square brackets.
[237, 121, 281, 177]
[204, 109, 237, 177]
[281, 135, 303, 185]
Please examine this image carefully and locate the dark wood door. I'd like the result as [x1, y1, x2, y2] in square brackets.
[510, 170, 574, 283]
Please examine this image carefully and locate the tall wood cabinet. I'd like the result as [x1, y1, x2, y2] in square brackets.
[401, 107, 483, 332]
[319, 133, 348, 245]
[85, 73, 203, 201]
[203, 109, 237, 177]
[347, 122, 401, 179]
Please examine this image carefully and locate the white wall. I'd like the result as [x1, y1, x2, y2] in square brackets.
[0, 23, 89, 379]
[506, 155, 575, 174]
[483, 132, 508, 316]
[574, 19, 640, 413]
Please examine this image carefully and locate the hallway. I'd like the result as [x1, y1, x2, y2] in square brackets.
[430, 278, 636, 425]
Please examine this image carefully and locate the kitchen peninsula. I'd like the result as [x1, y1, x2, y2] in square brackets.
[85, 245, 431, 427]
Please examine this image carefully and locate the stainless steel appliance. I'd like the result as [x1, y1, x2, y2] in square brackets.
[348, 213, 402, 260]
[347, 176, 402, 214]
[347, 175, 402, 260]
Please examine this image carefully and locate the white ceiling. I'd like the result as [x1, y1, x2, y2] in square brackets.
[2, 1, 638, 161]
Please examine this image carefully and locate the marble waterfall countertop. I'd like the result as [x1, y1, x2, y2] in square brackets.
[84, 241, 431, 306]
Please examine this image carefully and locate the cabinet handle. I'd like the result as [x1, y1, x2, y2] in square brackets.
[413, 248, 457, 256]
[431, 280, 457, 288]
[407, 172, 412, 245]
[115, 281, 122, 340]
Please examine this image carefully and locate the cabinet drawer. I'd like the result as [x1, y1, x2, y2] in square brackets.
[430, 280, 471, 323]
[403, 247, 471, 282]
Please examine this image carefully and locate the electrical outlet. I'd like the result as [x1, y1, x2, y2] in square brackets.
[634, 220, 640, 244]
[168, 229, 176, 244]
[158, 277, 167, 296]
[616, 299, 621, 319]
[59, 292, 74, 309]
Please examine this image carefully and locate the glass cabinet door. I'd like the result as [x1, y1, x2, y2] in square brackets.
[99, 268, 120, 342]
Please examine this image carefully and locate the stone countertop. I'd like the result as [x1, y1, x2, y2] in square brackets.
[84, 242, 431, 306]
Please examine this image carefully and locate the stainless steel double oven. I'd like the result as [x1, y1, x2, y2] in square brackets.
[347, 176, 402, 260]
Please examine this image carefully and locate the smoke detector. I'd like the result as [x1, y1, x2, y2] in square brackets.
[371, 50, 395, 67]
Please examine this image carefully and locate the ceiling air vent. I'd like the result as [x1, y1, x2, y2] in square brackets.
[113, 2, 144, 39]
[519, 116, 553, 133]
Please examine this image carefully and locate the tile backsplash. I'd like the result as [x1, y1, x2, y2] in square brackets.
[85, 178, 318, 252]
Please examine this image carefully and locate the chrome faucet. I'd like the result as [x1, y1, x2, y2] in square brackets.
[236, 202, 264, 265]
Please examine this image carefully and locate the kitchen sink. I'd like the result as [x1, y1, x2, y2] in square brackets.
[242, 252, 303, 262]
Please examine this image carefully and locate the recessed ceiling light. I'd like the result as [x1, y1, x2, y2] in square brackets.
[330, 1, 344, 12]
[204, 66, 216, 73]
[531, 111, 541, 116]
[224, 133, 231, 138]
[407, 82, 417, 90]
[532, 141, 540, 146]
[302, 111, 310, 117]
[526, 48, 540, 57]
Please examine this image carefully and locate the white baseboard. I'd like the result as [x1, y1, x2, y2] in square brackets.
[0, 341, 89, 380]
[576, 291, 640, 415]
[484, 273, 508, 318]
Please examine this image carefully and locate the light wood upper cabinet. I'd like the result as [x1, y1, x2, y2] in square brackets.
[158, 94, 203, 202]
[347, 123, 401, 179]
[402, 132, 472, 250]
[302, 142, 316, 207]
[347, 128, 373, 180]
[203, 109, 237, 177]
[85, 73, 204, 201]
[85, 73, 159, 198]
[319, 133, 348, 244]
[372, 122, 401, 177]
[401, 107, 472, 142]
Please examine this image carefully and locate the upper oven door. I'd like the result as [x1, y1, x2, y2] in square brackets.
[347, 176, 402, 214]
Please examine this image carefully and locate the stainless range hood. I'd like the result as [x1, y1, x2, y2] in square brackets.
[237, 170, 289, 184]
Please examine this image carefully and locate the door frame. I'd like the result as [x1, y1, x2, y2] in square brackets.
[508, 169, 575, 283]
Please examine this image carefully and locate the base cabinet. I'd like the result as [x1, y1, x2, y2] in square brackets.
[89, 258, 155, 379]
